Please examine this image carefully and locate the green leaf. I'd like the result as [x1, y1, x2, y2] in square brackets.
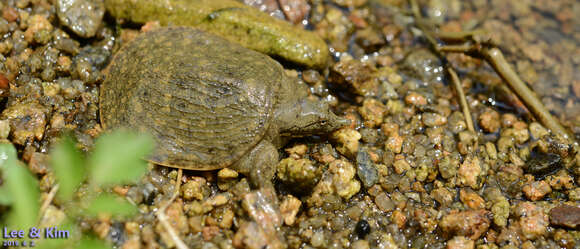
[0, 142, 17, 169]
[0, 144, 40, 228]
[88, 130, 154, 186]
[77, 237, 113, 249]
[0, 187, 12, 204]
[51, 135, 86, 201]
[35, 220, 78, 249]
[85, 193, 138, 218]
[35, 238, 69, 249]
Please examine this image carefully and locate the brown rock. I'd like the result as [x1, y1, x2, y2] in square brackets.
[447, 236, 474, 249]
[405, 92, 427, 106]
[515, 202, 549, 240]
[459, 189, 485, 210]
[2, 7, 18, 22]
[479, 109, 500, 133]
[330, 58, 378, 96]
[431, 187, 453, 207]
[28, 152, 49, 175]
[233, 221, 285, 249]
[572, 80, 580, 98]
[457, 156, 482, 189]
[24, 14, 53, 43]
[440, 209, 491, 239]
[392, 210, 407, 229]
[278, 0, 310, 24]
[1, 101, 49, 145]
[242, 188, 284, 247]
[280, 195, 301, 226]
[0, 73, 9, 97]
[332, 0, 367, 8]
[202, 226, 220, 241]
[358, 98, 386, 127]
[549, 205, 580, 229]
[522, 180, 552, 201]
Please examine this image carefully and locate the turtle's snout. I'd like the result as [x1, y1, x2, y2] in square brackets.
[326, 112, 351, 131]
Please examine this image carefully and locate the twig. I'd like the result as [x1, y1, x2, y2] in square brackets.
[438, 44, 472, 53]
[478, 47, 571, 139]
[447, 67, 475, 132]
[38, 184, 59, 223]
[156, 169, 188, 249]
[408, 0, 572, 142]
[409, 0, 476, 133]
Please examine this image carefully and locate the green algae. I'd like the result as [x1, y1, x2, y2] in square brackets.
[105, 0, 329, 68]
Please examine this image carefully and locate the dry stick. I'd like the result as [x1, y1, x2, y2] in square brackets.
[38, 184, 60, 223]
[156, 169, 189, 249]
[447, 67, 476, 132]
[479, 47, 571, 139]
[440, 42, 573, 141]
[409, 0, 476, 133]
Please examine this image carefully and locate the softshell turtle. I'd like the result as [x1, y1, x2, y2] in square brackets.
[100, 27, 349, 186]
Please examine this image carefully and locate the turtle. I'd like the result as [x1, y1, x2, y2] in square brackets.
[100, 27, 349, 187]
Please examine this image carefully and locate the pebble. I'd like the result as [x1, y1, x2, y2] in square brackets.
[400, 49, 443, 83]
[549, 205, 580, 229]
[24, 14, 53, 44]
[393, 157, 411, 174]
[0, 101, 49, 145]
[276, 157, 321, 192]
[279, 195, 301, 226]
[330, 58, 378, 96]
[233, 221, 275, 249]
[329, 159, 361, 199]
[514, 202, 548, 240]
[374, 192, 394, 212]
[457, 156, 482, 189]
[522, 180, 551, 201]
[217, 168, 238, 179]
[528, 122, 548, 139]
[384, 133, 403, 154]
[439, 209, 491, 239]
[181, 177, 207, 201]
[478, 109, 500, 133]
[459, 189, 485, 210]
[278, 0, 309, 24]
[573, 80, 580, 98]
[351, 240, 370, 249]
[2, 7, 19, 22]
[56, 0, 105, 38]
[355, 219, 371, 238]
[241, 188, 284, 249]
[524, 149, 561, 179]
[358, 98, 386, 127]
[285, 144, 308, 159]
[0, 120, 10, 139]
[331, 127, 361, 158]
[422, 112, 447, 127]
[0, 73, 9, 97]
[356, 148, 378, 188]
[404, 92, 427, 106]
[446, 236, 474, 249]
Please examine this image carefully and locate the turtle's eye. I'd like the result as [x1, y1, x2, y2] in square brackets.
[319, 119, 327, 125]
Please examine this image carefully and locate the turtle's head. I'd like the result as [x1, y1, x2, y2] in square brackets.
[276, 98, 350, 136]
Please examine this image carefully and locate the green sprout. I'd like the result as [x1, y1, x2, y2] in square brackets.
[0, 129, 154, 249]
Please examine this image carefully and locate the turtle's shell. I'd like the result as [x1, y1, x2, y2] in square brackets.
[100, 27, 283, 170]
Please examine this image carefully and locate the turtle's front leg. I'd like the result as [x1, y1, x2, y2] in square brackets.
[230, 140, 287, 248]
[231, 139, 278, 188]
